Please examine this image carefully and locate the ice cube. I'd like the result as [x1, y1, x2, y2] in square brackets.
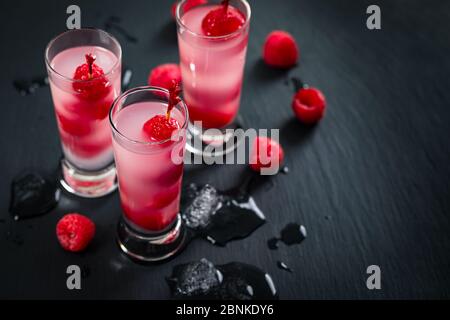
[167, 258, 222, 298]
[9, 172, 60, 220]
[182, 184, 221, 229]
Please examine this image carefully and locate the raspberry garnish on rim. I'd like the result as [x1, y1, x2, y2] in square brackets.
[166, 79, 182, 119]
[85, 53, 96, 78]
[201, 0, 246, 37]
[143, 80, 182, 142]
[72, 53, 109, 99]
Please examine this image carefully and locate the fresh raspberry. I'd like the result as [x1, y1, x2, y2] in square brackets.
[201, 0, 246, 37]
[249, 136, 284, 172]
[143, 115, 180, 142]
[263, 31, 299, 68]
[72, 54, 110, 100]
[148, 63, 182, 90]
[56, 213, 95, 252]
[171, 0, 207, 19]
[292, 88, 326, 124]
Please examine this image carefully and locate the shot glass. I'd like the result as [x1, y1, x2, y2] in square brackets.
[45, 28, 122, 197]
[109, 87, 188, 262]
[175, 0, 251, 156]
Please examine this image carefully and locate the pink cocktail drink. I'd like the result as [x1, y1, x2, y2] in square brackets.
[113, 102, 185, 231]
[50, 46, 120, 170]
[45, 29, 122, 197]
[176, 0, 251, 129]
[110, 86, 188, 262]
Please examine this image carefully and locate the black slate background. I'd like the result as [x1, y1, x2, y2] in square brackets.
[0, 0, 450, 299]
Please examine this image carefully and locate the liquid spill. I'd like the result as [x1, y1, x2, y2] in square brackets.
[267, 238, 279, 250]
[167, 258, 278, 300]
[268, 223, 307, 249]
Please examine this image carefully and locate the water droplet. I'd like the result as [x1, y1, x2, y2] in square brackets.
[281, 166, 289, 174]
[277, 261, 293, 273]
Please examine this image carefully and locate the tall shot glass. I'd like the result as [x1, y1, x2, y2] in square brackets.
[109, 87, 188, 262]
[175, 0, 251, 156]
[45, 28, 122, 197]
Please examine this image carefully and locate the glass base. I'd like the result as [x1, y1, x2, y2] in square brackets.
[60, 159, 117, 198]
[186, 117, 245, 157]
[117, 215, 186, 262]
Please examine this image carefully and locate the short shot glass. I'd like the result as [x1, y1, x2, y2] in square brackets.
[109, 86, 189, 262]
[45, 28, 122, 197]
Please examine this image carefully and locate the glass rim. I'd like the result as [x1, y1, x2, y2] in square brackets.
[44, 28, 122, 83]
[109, 86, 189, 146]
[175, 0, 251, 40]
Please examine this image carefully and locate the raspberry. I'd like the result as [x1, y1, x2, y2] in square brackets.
[56, 213, 95, 252]
[72, 54, 110, 100]
[143, 80, 182, 141]
[292, 88, 326, 124]
[148, 63, 182, 90]
[263, 31, 299, 68]
[201, 0, 245, 37]
[167, 80, 182, 115]
[143, 115, 180, 142]
[171, 0, 207, 19]
[249, 137, 284, 172]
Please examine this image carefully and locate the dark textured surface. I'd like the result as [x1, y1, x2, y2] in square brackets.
[1, 0, 450, 299]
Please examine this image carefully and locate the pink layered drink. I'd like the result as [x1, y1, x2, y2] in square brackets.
[110, 88, 187, 232]
[176, 0, 250, 129]
[49, 46, 121, 170]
